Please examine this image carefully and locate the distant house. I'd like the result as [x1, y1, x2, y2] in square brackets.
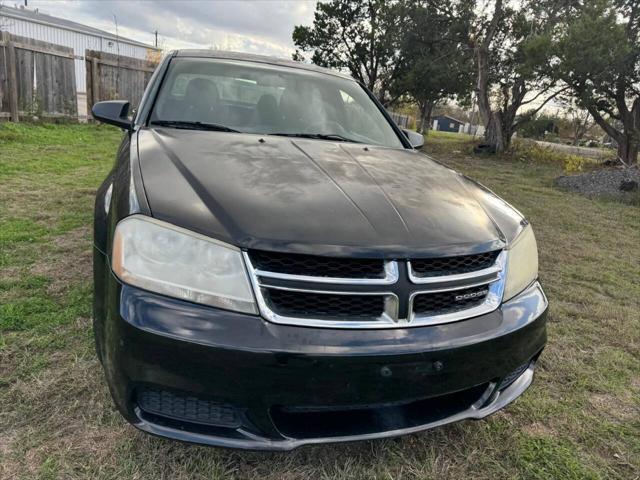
[433, 115, 465, 133]
[0, 4, 160, 119]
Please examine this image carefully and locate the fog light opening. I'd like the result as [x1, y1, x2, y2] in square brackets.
[497, 362, 531, 391]
[136, 387, 242, 429]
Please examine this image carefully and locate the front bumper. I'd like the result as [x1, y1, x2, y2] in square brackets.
[96, 251, 547, 450]
[132, 361, 538, 450]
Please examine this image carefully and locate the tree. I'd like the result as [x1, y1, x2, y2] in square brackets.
[391, 0, 474, 133]
[563, 103, 593, 146]
[470, 0, 568, 152]
[517, 112, 560, 140]
[554, 0, 639, 164]
[292, 0, 399, 102]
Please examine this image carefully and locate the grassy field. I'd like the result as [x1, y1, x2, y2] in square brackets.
[1, 124, 638, 480]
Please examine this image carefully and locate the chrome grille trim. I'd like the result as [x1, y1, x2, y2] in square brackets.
[242, 250, 506, 329]
[408, 261, 502, 285]
[262, 286, 400, 328]
[253, 260, 399, 285]
[407, 251, 506, 325]
[244, 252, 400, 328]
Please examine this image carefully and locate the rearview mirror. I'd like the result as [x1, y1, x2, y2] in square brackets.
[92, 100, 132, 131]
[403, 129, 424, 149]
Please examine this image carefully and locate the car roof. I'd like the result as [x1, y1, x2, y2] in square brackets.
[172, 49, 355, 81]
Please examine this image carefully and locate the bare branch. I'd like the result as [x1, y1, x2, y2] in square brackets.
[520, 85, 556, 106]
[586, 104, 623, 142]
[513, 86, 571, 128]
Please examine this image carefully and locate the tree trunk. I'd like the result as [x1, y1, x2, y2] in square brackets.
[587, 104, 639, 165]
[571, 128, 582, 146]
[617, 136, 639, 165]
[473, 0, 503, 152]
[418, 101, 434, 134]
[484, 111, 509, 152]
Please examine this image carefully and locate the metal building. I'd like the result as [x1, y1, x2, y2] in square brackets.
[0, 4, 160, 118]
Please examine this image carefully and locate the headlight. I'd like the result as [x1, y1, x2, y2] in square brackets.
[503, 224, 538, 301]
[112, 215, 257, 314]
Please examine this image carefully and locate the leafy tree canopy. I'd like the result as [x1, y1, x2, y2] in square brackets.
[471, 0, 568, 151]
[392, 0, 475, 132]
[553, 0, 639, 163]
[292, 0, 399, 100]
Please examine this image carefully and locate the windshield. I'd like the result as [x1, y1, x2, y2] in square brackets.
[149, 57, 404, 148]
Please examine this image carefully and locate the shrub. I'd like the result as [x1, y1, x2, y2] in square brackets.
[509, 140, 598, 173]
[517, 114, 561, 139]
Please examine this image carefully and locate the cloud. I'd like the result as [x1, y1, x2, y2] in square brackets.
[26, 0, 316, 57]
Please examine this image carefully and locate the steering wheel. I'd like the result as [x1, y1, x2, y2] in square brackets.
[303, 120, 348, 136]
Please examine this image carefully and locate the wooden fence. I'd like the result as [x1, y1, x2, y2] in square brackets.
[0, 31, 77, 120]
[85, 50, 157, 117]
[388, 111, 414, 129]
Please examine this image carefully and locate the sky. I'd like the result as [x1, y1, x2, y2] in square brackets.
[14, 0, 317, 57]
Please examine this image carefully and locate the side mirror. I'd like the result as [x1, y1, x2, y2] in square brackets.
[402, 129, 424, 149]
[92, 100, 132, 130]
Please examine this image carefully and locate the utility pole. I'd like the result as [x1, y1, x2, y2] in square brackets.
[154, 30, 158, 47]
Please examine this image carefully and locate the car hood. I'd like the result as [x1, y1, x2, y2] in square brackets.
[137, 128, 511, 257]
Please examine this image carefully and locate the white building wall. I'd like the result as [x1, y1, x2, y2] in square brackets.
[1, 16, 152, 93]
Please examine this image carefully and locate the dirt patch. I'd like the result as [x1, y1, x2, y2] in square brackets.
[522, 422, 556, 438]
[588, 393, 639, 422]
[0, 428, 17, 461]
[0, 266, 23, 296]
[30, 226, 93, 297]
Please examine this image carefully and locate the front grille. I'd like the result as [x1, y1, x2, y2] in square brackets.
[137, 388, 240, 428]
[413, 285, 489, 316]
[249, 250, 384, 279]
[264, 288, 385, 319]
[411, 250, 500, 277]
[244, 249, 504, 328]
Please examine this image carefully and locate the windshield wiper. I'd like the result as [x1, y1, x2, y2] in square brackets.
[269, 132, 361, 143]
[150, 120, 240, 133]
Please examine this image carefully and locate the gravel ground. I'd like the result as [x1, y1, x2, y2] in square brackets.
[555, 165, 639, 200]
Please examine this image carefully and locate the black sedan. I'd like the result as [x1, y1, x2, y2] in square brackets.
[92, 50, 547, 450]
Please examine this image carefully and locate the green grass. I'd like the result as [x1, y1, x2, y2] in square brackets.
[1, 123, 639, 479]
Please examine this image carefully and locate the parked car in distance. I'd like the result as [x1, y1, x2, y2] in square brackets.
[92, 50, 547, 450]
